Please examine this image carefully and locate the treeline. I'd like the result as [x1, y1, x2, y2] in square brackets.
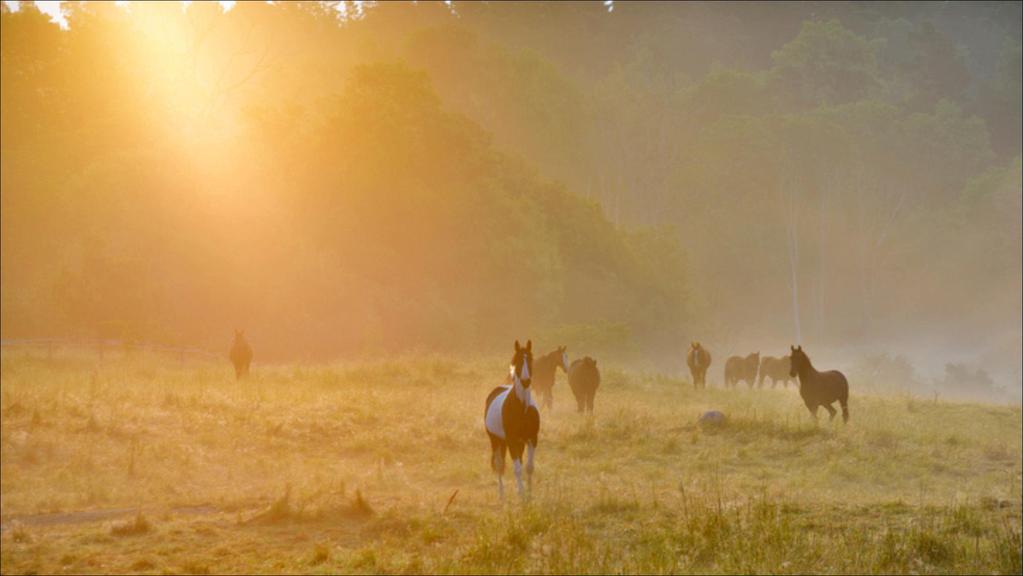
[0, 2, 686, 361]
[392, 3, 1021, 361]
[1, 2, 1020, 380]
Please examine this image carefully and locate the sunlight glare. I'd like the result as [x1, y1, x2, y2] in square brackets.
[33, 0, 68, 28]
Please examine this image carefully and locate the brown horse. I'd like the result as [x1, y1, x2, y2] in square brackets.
[724, 352, 759, 388]
[229, 330, 252, 379]
[568, 356, 600, 413]
[758, 355, 792, 388]
[686, 342, 711, 388]
[531, 346, 569, 410]
[789, 345, 849, 423]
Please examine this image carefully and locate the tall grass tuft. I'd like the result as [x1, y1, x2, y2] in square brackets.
[110, 512, 151, 537]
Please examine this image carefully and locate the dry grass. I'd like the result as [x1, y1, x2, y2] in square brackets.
[0, 351, 1020, 574]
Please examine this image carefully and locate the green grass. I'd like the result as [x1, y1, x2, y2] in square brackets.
[1, 352, 1020, 574]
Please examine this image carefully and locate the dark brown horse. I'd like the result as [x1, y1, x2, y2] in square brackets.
[229, 330, 252, 379]
[568, 356, 600, 413]
[686, 342, 711, 388]
[789, 345, 849, 423]
[484, 340, 541, 498]
[724, 352, 759, 388]
[758, 355, 792, 388]
[531, 346, 569, 410]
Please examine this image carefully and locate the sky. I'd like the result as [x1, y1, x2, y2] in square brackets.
[3, 0, 612, 29]
[4, 0, 242, 29]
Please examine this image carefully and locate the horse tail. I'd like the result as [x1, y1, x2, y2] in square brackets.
[839, 375, 850, 423]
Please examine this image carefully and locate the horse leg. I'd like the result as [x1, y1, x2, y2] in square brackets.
[542, 387, 552, 411]
[508, 440, 525, 498]
[576, 394, 585, 413]
[525, 441, 536, 494]
[824, 403, 837, 421]
[806, 403, 819, 423]
[840, 397, 849, 423]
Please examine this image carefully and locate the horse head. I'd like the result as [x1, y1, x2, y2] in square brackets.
[789, 345, 806, 378]
[511, 340, 534, 388]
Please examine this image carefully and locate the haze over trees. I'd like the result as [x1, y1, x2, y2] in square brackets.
[1, 1, 1020, 399]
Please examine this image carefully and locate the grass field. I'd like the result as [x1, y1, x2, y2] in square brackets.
[1, 351, 1020, 574]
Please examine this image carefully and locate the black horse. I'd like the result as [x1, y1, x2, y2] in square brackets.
[789, 345, 849, 423]
[568, 356, 600, 413]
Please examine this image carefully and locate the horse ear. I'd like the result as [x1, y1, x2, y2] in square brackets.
[791, 345, 795, 351]
[526, 340, 532, 352]
[797, 345, 802, 351]
[514, 340, 521, 352]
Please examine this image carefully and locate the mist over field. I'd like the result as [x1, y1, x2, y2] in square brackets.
[1, 1, 1020, 402]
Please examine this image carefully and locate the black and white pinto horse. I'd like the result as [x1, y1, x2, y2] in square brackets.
[484, 340, 541, 499]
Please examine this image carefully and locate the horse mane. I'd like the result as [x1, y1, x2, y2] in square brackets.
[793, 349, 816, 374]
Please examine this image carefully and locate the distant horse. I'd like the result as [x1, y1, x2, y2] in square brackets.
[531, 346, 569, 410]
[484, 340, 541, 498]
[686, 341, 711, 388]
[724, 352, 759, 388]
[230, 330, 252, 379]
[568, 356, 600, 413]
[789, 345, 849, 423]
[758, 355, 792, 388]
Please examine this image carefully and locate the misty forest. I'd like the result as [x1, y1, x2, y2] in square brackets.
[2, 1, 1020, 399]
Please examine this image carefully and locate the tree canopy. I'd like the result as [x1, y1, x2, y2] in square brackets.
[1, 1, 1019, 383]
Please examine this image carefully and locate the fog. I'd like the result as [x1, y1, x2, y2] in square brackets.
[1, 1, 1020, 402]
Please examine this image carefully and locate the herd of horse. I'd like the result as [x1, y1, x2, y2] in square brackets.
[687, 341, 849, 423]
[228, 331, 849, 500]
[482, 339, 850, 498]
